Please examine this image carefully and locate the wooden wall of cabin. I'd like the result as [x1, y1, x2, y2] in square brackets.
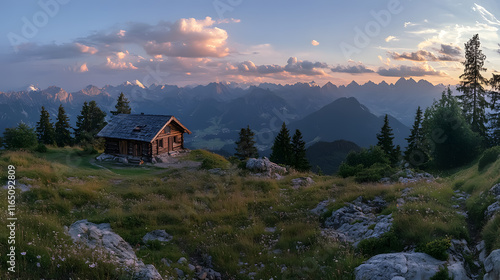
[103, 138, 152, 160]
[151, 123, 186, 156]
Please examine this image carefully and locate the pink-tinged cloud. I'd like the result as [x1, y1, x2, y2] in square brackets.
[143, 17, 230, 58]
[311, 40, 319, 46]
[377, 64, 447, 77]
[388, 49, 459, 62]
[234, 57, 329, 77]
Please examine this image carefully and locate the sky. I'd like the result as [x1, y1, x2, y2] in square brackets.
[1, 0, 500, 91]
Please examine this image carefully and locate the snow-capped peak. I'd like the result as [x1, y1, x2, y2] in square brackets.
[124, 80, 145, 88]
[26, 85, 39, 92]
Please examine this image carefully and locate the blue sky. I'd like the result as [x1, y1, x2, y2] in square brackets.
[1, 0, 500, 91]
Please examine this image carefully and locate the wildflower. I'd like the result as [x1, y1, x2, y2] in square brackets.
[21, 252, 26, 256]
[36, 263, 40, 267]
[36, 255, 41, 259]
[89, 263, 96, 268]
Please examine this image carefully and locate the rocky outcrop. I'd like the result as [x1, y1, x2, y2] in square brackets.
[142, 230, 172, 243]
[291, 177, 314, 189]
[68, 220, 162, 280]
[489, 183, 500, 197]
[355, 252, 468, 280]
[246, 157, 287, 178]
[322, 196, 392, 246]
[484, 249, 500, 280]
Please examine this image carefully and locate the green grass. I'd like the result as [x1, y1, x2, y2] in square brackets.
[3, 147, 500, 278]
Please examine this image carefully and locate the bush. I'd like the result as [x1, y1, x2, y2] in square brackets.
[2, 122, 38, 150]
[430, 267, 452, 280]
[354, 163, 393, 183]
[357, 230, 403, 256]
[189, 150, 230, 170]
[478, 146, 500, 171]
[483, 215, 500, 253]
[337, 163, 363, 178]
[418, 237, 451, 261]
[34, 143, 48, 153]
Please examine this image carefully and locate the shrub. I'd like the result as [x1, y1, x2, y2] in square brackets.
[2, 122, 38, 150]
[357, 230, 403, 256]
[418, 237, 451, 261]
[34, 143, 48, 153]
[430, 266, 452, 280]
[483, 215, 500, 253]
[354, 163, 393, 183]
[478, 146, 500, 171]
[338, 163, 363, 178]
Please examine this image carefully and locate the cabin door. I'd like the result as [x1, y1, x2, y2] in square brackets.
[168, 137, 174, 152]
[133, 142, 142, 157]
[119, 140, 127, 155]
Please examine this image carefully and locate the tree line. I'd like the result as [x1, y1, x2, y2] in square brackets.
[1, 92, 131, 151]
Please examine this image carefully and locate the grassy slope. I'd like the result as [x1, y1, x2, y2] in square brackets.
[0, 147, 499, 279]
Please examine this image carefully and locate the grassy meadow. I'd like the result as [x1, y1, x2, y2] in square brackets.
[0, 147, 499, 279]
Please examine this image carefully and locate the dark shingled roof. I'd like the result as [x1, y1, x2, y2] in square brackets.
[96, 114, 190, 142]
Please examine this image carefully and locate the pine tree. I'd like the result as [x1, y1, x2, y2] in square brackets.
[3, 122, 38, 150]
[55, 104, 72, 147]
[270, 122, 292, 165]
[404, 106, 428, 167]
[377, 114, 398, 165]
[457, 34, 489, 140]
[74, 101, 107, 144]
[291, 129, 310, 171]
[36, 106, 55, 145]
[489, 74, 500, 146]
[235, 125, 259, 160]
[110, 92, 131, 115]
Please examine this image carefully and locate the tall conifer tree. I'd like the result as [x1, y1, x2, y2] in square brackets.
[291, 129, 310, 171]
[235, 125, 259, 160]
[377, 114, 399, 165]
[36, 106, 55, 145]
[110, 92, 131, 115]
[55, 104, 72, 147]
[404, 106, 428, 166]
[457, 34, 489, 140]
[270, 122, 292, 165]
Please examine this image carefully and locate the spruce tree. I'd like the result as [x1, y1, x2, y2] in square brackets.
[457, 34, 489, 140]
[270, 122, 292, 165]
[235, 125, 259, 160]
[489, 74, 500, 146]
[3, 122, 38, 150]
[36, 106, 55, 145]
[110, 92, 131, 115]
[55, 104, 72, 147]
[377, 114, 398, 165]
[291, 129, 310, 171]
[75, 101, 107, 144]
[404, 106, 428, 167]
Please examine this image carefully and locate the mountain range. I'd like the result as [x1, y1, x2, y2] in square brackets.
[0, 78, 446, 154]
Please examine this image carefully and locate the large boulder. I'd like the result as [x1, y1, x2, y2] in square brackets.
[246, 157, 287, 176]
[489, 183, 500, 197]
[355, 252, 466, 280]
[485, 201, 500, 220]
[323, 196, 392, 245]
[68, 220, 162, 280]
[484, 249, 500, 280]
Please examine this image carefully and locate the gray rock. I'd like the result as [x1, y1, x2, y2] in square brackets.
[68, 220, 162, 280]
[310, 199, 334, 215]
[174, 267, 184, 278]
[142, 230, 172, 243]
[490, 183, 500, 197]
[178, 257, 188, 264]
[96, 153, 114, 162]
[116, 157, 128, 164]
[485, 201, 500, 220]
[484, 249, 500, 280]
[323, 196, 393, 245]
[291, 177, 314, 189]
[246, 157, 287, 176]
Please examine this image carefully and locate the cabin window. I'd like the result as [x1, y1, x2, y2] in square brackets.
[159, 139, 164, 148]
[164, 127, 171, 134]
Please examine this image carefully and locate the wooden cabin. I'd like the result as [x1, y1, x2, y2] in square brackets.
[96, 114, 191, 161]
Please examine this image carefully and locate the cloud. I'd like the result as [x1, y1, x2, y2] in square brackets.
[404, 22, 416, 28]
[473, 3, 500, 26]
[377, 64, 447, 77]
[331, 64, 374, 74]
[13, 42, 97, 60]
[311, 40, 320, 46]
[68, 62, 89, 73]
[233, 57, 329, 77]
[388, 49, 459, 62]
[385, 36, 398, 42]
[439, 43, 461, 56]
[284, 57, 329, 76]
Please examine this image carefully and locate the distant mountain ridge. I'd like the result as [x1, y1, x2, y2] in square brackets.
[0, 78, 444, 152]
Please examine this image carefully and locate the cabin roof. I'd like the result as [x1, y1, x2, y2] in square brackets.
[96, 114, 191, 142]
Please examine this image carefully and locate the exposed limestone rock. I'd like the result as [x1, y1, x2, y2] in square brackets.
[246, 157, 287, 177]
[68, 220, 162, 280]
[484, 249, 500, 280]
[142, 230, 172, 243]
[291, 177, 314, 189]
